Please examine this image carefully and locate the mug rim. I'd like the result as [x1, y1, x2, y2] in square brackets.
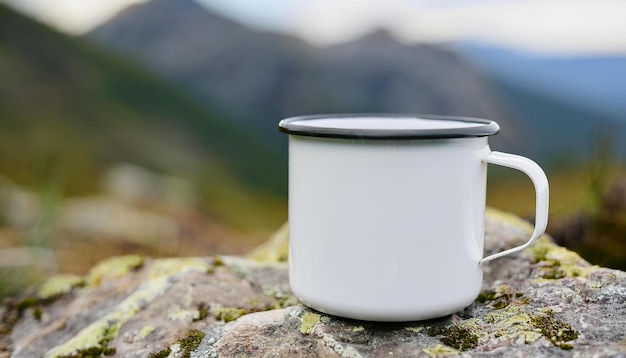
[278, 113, 500, 140]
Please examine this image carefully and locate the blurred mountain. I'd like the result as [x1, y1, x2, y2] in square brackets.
[455, 43, 626, 120]
[454, 42, 626, 162]
[87, 0, 516, 152]
[0, 4, 286, 229]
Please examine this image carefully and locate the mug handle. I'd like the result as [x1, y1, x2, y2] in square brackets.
[479, 151, 549, 264]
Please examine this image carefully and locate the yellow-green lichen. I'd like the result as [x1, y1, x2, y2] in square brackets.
[43, 258, 214, 358]
[215, 307, 247, 322]
[87, 255, 144, 286]
[38, 274, 85, 300]
[530, 238, 598, 280]
[458, 318, 488, 340]
[484, 306, 523, 324]
[493, 313, 541, 343]
[47, 318, 118, 358]
[300, 312, 322, 335]
[422, 344, 459, 357]
[404, 326, 423, 333]
[46, 275, 171, 358]
[485, 306, 577, 348]
[264, 287, 299, 309]
[138, 326, 155, 340]
[147, 257, 211, 278]
[352, 326, 365, 332]
[484, 306, 542, 344]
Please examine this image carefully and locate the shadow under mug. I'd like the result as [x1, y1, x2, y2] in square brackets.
[279, 114, 549, 322]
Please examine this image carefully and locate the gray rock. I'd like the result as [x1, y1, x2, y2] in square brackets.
[1, 209, 625, 357]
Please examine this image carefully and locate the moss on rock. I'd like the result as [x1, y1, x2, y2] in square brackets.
[178, 330, 205, 358]
[193, 303, 209, 322]
[214, 307, 247, 323]
[426, 325, 478, 351]
[148, 347, 171, 358]
[531, 311, 579, 350]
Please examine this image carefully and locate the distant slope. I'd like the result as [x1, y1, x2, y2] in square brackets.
[454, 42, 626, 163]
[87, 0, 515, 151]
[0, 4, 286, 229]
[455, 42, 626, 121]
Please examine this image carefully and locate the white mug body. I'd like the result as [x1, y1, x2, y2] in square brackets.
[281, 114, 549, 322]
[288, 134, 489, 321]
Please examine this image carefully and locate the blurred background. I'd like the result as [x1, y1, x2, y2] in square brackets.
[0, 0, 625, 297]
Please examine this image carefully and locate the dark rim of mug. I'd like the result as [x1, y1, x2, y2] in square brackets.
[278, 113, 500, 139]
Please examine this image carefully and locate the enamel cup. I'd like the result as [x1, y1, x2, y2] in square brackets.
[278, 114, 549, 322]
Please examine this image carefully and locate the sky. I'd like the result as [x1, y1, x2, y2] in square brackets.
[2, 0, 626, 55]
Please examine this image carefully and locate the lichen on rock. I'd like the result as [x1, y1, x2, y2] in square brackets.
[299, 312, 322, 335]
[422, 344, 459, 357]
[214, 307, 247, 323]
[86, 254, 144, 286]
[529, 237, 599, 280]
[45, 275, 171, 358]
[37, 274, 85, 300]
[2, 210, 625, 357]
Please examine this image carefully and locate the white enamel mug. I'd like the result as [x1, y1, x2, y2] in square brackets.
[278, 114, 549, 322]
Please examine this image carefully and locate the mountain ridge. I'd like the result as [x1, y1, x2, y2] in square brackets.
[87, 0, 516, 151]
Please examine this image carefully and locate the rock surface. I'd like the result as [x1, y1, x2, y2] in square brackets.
[1, 209, 625, 357]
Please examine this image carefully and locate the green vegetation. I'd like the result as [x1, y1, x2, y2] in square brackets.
[0, 4, 287, 233]
[488, 165, 626, 270]
[0, 4, 288, 298]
